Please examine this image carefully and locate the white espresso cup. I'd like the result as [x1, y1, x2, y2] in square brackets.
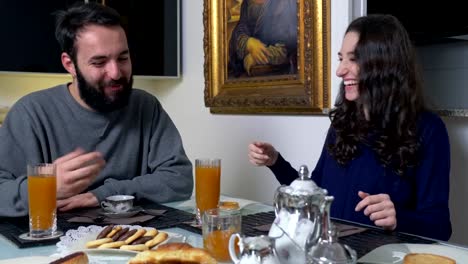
[100, 195, 135, 213]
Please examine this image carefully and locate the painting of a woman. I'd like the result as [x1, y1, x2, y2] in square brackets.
[228, 0, 297, 78]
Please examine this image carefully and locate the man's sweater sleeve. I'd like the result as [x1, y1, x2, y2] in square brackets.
[89, 102, 193, 203]
[0, 102, 44, 216]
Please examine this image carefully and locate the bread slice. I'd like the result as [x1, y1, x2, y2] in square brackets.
[128, 242, 217, 264]
[49, 251, 89, 264]
[403, 253, 456, 264]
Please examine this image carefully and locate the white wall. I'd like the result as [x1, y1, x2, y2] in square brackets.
[153, 0, 350, 204]
[1, 0, 467, 245]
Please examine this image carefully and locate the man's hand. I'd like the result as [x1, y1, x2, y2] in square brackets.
[54, 148, 106, 199]
[248, 142, 279, 167]
[57, 192, 99, 211]
[355, 191, 397, 230]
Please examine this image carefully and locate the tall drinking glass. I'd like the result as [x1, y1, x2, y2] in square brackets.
[195, 158, 221, 225]
[27, 163, 57, 238]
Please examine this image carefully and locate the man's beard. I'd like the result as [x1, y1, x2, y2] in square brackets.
[76, 67, 133, 113]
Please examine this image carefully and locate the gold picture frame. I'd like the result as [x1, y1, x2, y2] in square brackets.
[203, 0, 330, 114]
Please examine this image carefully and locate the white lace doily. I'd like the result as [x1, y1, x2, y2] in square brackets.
[54, 225, 182, 264]
[54, 225, 155, 264]
[56, 224, 152, 255]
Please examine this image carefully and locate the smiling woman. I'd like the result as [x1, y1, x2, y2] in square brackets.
[247, 14, 452, 241]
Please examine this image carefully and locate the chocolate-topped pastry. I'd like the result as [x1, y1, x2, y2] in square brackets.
[96, 225, 114, 239]
[131, 236, 154, 245]
[111, 227, 129, 241]
[117, 229, 137, 241]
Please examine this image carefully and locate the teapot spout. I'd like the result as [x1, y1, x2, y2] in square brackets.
[321, 196, 334, 237]
[305, 195, 334, 248]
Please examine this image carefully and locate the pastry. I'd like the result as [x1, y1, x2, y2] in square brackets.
[120, 244, 150, 252]
[85, 237, 113, 248]
[105, 225, 122, 238]
[117, 229, 137, 241]
[111, 227, 129, 241]
[87, 225, 164, 252]
[124, 229, 146, 244]
[49, 251, 89, 264]
[97, 240, 126, 249]
[96, 224, 114, 239]
[403, 253, 456, 264]
[145, 232, 168, 248]
[128, 242, 217, 264]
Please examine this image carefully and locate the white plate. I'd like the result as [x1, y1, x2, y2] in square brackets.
[56, 225, 183, 256]
[358, 243, 468, 264]
[0, 256, 57, 264]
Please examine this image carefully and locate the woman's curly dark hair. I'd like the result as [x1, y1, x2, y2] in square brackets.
[328, 14, 426, 175]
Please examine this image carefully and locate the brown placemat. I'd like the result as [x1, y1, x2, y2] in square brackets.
[66, 207, 166, 225]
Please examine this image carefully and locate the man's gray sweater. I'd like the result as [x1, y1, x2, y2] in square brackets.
[0, 84, 193, 216]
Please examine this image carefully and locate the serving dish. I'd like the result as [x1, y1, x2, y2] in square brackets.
[56, 225, 182, 255]
[358, 243, 468, 264]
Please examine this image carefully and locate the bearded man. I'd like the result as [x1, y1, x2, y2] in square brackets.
[0, 2, 193, 216]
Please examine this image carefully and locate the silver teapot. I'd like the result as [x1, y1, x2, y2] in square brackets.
[268, 165, 335, 264]
[229, 234, 281, 264]
[305, 188, 357, 264]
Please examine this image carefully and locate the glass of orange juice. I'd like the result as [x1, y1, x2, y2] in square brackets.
[202, 207, 241, 262]
[27, 163, 57, 238]
[195, 158, 221, 225]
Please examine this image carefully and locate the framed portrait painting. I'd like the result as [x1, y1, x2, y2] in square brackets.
[204, 0, 330, 114]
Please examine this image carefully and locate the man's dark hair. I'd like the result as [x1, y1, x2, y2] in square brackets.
[54, 2, 123, 61]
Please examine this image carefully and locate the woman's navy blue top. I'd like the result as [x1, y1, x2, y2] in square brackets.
[269, 112, 452, 241]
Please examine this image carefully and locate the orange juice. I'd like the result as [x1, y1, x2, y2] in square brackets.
[28, 175, 56, 230]
[203, 229, 238, 262]
[195, 166, 220, 213]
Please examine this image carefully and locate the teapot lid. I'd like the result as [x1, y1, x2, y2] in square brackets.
[286, 165, 326, 196]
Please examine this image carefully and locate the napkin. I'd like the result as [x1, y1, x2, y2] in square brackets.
[66, 208, 166, 225]
[335, 223, 367, 237]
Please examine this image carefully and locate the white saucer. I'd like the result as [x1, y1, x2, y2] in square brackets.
[99, 206, 142, 218]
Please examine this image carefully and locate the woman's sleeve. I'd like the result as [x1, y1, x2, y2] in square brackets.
[268, 153, 298, 185]
[395, 115, 452, 241]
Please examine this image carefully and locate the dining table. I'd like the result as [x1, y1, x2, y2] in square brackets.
[0, 195, 272, 264]
[0, 194, 468, 264]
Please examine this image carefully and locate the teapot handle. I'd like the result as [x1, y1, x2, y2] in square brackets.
[229, 233, 242, 264]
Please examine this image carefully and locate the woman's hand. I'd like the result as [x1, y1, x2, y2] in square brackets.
[248, 142, 279, 167]
[355, 191, 397, 230]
